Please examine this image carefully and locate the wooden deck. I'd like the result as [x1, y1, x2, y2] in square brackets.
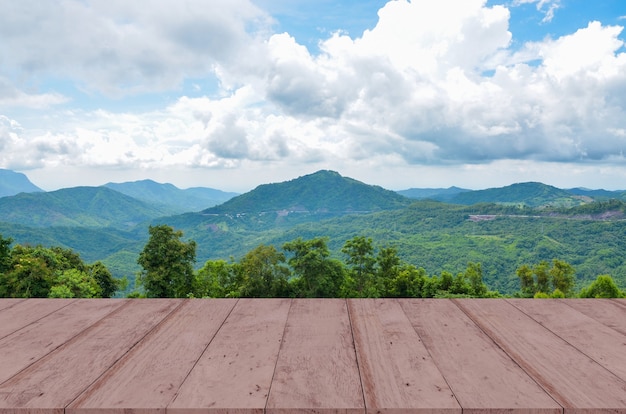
[0, 299, 625, 414]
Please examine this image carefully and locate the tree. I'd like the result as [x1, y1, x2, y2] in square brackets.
[89, 261, 119, 298]
[549, 259, 575, 296]
[534, 261, 551, 294]
[195, 259, 237, 298]
[49, 269, 100, 298]
[516, 264, 535, 297]
[342, 236, 377, 297]
[283, 237, 345, 297]
[465, 262, 487, 297]
[137, 225, 196, 298]
[579, 275, 624, 298]
[0, 234, 12, 274]
[236, 244, 291, 298]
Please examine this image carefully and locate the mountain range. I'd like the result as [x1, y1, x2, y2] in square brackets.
[1, 168, 626, 294]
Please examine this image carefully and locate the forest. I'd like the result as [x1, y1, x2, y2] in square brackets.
[1, 226, 622, 299]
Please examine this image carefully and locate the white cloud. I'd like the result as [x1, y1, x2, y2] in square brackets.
[513, 0, 561, 23]
[2, 0, 626, 191]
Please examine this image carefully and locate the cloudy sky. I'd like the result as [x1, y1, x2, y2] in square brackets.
[1, 0, 625, 192]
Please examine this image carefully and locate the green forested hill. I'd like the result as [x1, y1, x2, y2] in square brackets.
[0, 186, 174, 228]
[204, 170, 412, 214]
[447, 182, 585, 207]
[104, 179, 238, 213]
[1, 172, 626, 295]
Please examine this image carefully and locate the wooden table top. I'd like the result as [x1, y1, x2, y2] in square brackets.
[0, 298, 625, 414]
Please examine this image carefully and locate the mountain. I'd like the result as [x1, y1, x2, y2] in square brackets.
[566, 187, 626, 200]
[104, 179, 238, 213]
[447, 182, 587, 207]
[397, 186, 470, 201]
[203, 170, 412, 215]
[0, 169, 43, 197]
[0, 186, 173, 228]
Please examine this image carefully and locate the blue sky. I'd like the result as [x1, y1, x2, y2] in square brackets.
[1, 0, 626, 192]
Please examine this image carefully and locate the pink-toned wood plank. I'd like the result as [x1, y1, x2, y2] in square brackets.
[67, 299, 237, 414]
[399, 299, 561, 414]
[0, 299, 75, 340]
[348, 299, 460, 414]
[508, 299, 626, 382]
[0, 299, 127, 385]
[563, 299, 626, 336]
[456, 299, 626, 412]
[0, 299, 25, 313]
[168, 298, 292, 414]
[266, 299, 364, 414]
[0, 299, 182, 414]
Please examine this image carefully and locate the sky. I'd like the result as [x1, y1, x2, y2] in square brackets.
[1, 0, 626, 192]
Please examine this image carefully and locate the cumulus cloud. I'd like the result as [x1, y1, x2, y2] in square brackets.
[1, 0, 626, 190]
[0, 0, 272, 96]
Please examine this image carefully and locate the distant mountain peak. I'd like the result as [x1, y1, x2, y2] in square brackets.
[204, 170, 411, 215]
[0, 169, 44, 198]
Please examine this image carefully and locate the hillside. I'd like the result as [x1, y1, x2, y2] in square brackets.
[104, 180, 238, 213]
[0, 186, 173, 228]
[0, 169, 43, 197]
[204, 170, 412, 215]
[448, 182, 586, 207]
[397, 186, 470, 201]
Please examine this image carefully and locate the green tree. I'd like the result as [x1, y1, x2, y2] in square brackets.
[137, 225, 197, 298]
[0, 234, 12, 274]
[49, 269, 100, 298]
[194, 259, 237, 298]
[465, 262, 487, 297]
[549, 259, 575, 296]
[534, 261, 551, 294]
[579, 275, 624, 298]
[236, 244, 291, 298]
[89, 261, 119, 298]
[1, 249, 54, 298]
[375, 246, 402, 296]
[516, 264, 535, 297]
[342, 236, 377, 297]
[283, 237, 345, 297]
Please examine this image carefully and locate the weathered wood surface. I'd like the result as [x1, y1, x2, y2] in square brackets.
[0, 298, 625, 414]
[456, 299, 626, 412]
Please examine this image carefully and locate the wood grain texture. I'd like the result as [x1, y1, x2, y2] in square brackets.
[0, 299, 74, 340]
[0, 299, 24, 313]
[67, 299, 237, 414]
[348, 299, 460, 414]
[400, 299, 561, 413]
[0, 299, 126, 384]
[563, 299, 626, 336]
[456, 299, 626, 411]
[0, 299, 182, 414]
[266, 299, 365, 414]
[508, 299, 626, 382]
[169, 298, 291, 414]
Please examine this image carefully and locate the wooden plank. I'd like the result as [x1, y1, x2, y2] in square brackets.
[266, 299, 364, 414]
[456, 299, 626, 412]
[564, 299, 626, 336]
[348, 299, 460, 414]
[508, 299, 626, 382]
[0, 299, 182, 414]
[0, 299, 25, 313]
[0, 299, 75, 340]
[399, 299, 561, 413]
[168, 298, 291, 414]
[0, 299, 127, 385]
[67, 299, 237, 414]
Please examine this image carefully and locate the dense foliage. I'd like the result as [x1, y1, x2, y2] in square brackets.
[129, 226, 624, 299]
[0, 234, 122, 298]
